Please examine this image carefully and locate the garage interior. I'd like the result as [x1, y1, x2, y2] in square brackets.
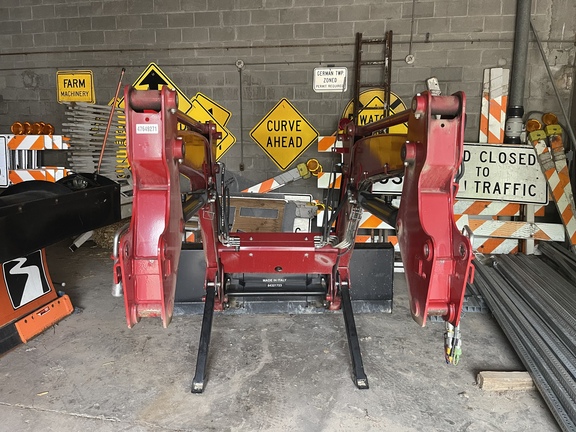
[1, 1, 576, 431]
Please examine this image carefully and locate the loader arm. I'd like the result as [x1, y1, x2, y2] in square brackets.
[113, 86, 221, 328]
[338, 91, 474, 327]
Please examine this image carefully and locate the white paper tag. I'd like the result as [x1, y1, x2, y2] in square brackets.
[136, 124, 159, 134]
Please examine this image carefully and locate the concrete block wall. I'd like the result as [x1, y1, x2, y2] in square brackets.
[0, 0, 574, 191]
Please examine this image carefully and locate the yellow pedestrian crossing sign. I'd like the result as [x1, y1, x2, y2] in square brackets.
[250, 98, 318, 170]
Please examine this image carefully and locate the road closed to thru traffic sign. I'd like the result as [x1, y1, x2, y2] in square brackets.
[458, 144, 547, 204]
[373, 143, 548, 205]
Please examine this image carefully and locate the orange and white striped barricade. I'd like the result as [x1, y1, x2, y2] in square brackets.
[316, 134, 345, 190]
[479, 69, 490, 143]
[454, 200, 520, 254]
[2, 134, 69, 186]
[343, 196, 548, 254]
[44, 167, 70, 182]
[354, 233, 399, 247]
[243, 177, 282, 194]
[454, 200, 520, 217]
[242, 162, 310, 194]
[184, 216, 200, 243]
[8, 168, 69, 184]
[455, 214, 564, 254]
[357, 209, 394, 230]
[454, 199, 546, 218]
[317, 171, 342, 190]
[529, 130, 576, 251]
[546, 125, 574, 200]
[344, 209, 395, 240]
[7, 134, 68, 150]
[479, 68, 509, 144]
[454, 200, 545, 254]
[337, 196, 549, 255]
[454, 212, 516, 254]
[317, 135, 341, 152]
[353, 198, 527, 254]
[353, 204, 556, 256]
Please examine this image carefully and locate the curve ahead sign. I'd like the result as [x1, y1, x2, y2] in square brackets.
[250, 98, 318, 170]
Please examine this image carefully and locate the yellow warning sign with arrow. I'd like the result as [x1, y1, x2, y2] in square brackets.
[115, 63, 192, 114]
[113, 64, 235, 161]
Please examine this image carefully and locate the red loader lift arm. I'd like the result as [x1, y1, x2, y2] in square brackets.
[338, 91, 473, 328]
[113, 86, 220, 328]
[397, 92, 474, 327]
[115, 87, 473, 392]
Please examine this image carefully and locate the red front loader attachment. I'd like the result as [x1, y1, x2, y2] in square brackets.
[114, 86, 473, 391]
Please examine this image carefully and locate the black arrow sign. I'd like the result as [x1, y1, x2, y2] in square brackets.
[3, 250, 50, 308]
[140, 70, 169, 90]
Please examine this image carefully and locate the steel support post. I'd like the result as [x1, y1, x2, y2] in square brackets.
[340, 281, 369, 389]
[192, 285, 216, 393]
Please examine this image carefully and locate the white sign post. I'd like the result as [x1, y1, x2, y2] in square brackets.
[0, 136, 8, 187]
[372, 143, 548, 205]
[313, 67, 347, 93]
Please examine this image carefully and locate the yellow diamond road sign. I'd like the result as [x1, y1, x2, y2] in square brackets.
[342, 89, 408, 134]
[188, 97, 235, 160]
[192, 92, 231, 127]
[113, 64, 235, 161]
[115, 62, 192, 114]
[250, 98, 318, 171]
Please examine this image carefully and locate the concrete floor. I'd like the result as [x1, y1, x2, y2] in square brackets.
[1, 241, 559, 432]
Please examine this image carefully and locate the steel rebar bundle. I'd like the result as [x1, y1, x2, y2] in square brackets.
[63, 102, 126, 180]
[472, 247, 576, 432]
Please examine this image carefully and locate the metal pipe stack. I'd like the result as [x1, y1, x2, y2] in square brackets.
[539, 242, 576, 282]
[472, 247, 576, 432]
[62, 102, 126, 180]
